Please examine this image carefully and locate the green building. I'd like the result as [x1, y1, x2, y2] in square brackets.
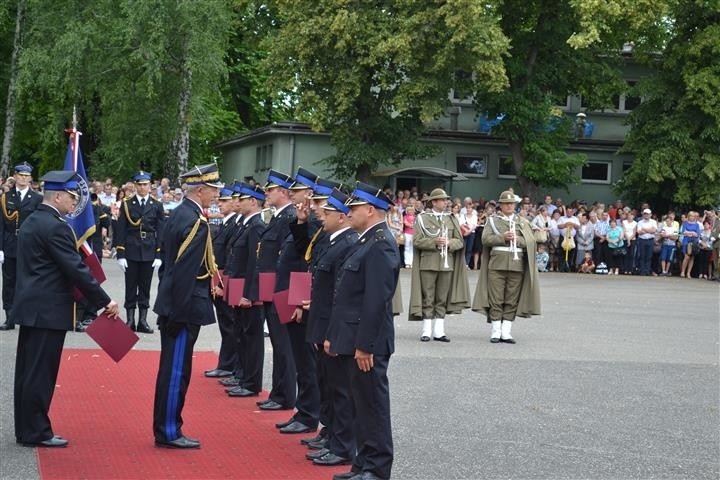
[217, 62, 647, 204]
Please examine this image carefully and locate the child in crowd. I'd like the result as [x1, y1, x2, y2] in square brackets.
[536, 243, 550, 272]
[579, 251, 595, 274]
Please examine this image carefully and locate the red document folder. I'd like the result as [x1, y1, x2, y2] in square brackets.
[222, 275, 230, 301]
[73, 252, 107, 302]
[258, 272, 276, 302]
[211, 269, 224, 290]
[85, 312, 139, 363]
[226, 278, 246, 307]
[273, 290, 296, 325]
[288, 271, 312, 306]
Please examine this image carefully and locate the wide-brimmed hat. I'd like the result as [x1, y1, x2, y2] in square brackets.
[498, 190, 518, 204]
[426, 188, 450, 202]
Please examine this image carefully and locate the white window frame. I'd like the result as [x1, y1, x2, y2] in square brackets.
[456, 154, 488, 178]
[497, 155, 516, 179]
[581, 161, 612, 184]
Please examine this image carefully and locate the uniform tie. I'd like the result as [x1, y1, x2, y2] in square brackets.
[304, 228, 323, 263]
[141, 198, 146, 208]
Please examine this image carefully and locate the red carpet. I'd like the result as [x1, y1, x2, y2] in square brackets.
[37, 349, 345, 480]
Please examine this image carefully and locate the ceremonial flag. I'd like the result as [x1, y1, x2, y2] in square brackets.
[63, 128, 95, 252]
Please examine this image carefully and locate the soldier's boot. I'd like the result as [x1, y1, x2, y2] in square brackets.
[136, 308, 154, 334]
[490, 320, 501, 343]
[125, 308, 137, 332]
[432, 318, 450, 342]
[0, 310, 15, 330]
[500, 320, 515, 344]
[420, 319, 432, 342]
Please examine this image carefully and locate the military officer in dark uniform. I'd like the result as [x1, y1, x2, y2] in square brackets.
[152, 163, 223, 449]
[0, 162, 43, 330]
[204, 187, 239, 378]
[252, 170, 297, 412]
[115, 171, 165, 333]
[224, 182, 266, 397]
[14, 171, 119, 447]
[326, 182, 401, 480]
[305, 188, 358, 466]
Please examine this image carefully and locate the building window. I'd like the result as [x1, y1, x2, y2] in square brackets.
[449, 70, 474, 104]
[498, 155, 516, 178]
[255, 144, 272, 173]
[612, 80, 641, 112]
[552, 93, 571, 110]
[456, 155, 488, 177]
[581, 161, 611, 184]
[622, 161, 633, 173]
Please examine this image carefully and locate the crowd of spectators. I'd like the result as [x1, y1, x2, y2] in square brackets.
[384, 186, 719, 281]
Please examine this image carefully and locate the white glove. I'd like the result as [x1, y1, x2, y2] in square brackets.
[0, 251, 4, 264]
[117, 258, 128, 272]
[152, 259, 162, 269]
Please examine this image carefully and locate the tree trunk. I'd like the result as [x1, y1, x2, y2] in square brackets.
[168, 65, 192, 180]
[508, 139, 539, 202]
[1, 0, 26, 177]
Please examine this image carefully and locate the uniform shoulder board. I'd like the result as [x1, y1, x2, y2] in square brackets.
[375, 228, 387, 241]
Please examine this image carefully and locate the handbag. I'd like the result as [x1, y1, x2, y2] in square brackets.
[612, 247, 627, 257]
[685, 242, 694, 256]
[460, 223, 472, 237]
[561, 235, 575, 250]
[533, 230, 548, 243]
[395, 232, 405, 245]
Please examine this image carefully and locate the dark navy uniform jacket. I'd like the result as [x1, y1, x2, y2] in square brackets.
[115, 195, 165, 262]
[251, 204, 296, 299]
[326, 222, 400, 356]
[0, 187, 42, 258]
[211, 213, 238, 270]
[307, 228, 357, 344]
[153, 199, 215, 326]
[14, 204, 111, 330]
[226, 212, 265, 300]
[91, 202, 111, 256]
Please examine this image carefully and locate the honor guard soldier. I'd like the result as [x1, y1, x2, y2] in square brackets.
[0, 162, 42, 330]
[252, 170, 297, 412]
[14, 171, 119, 447]
[325, 182, 401, 480]
[305, 188, 358, 466]
[224, 182, 266, 397]
[203, 187, 240, 378]
[408, 188, 470, 342]
[272, 168, 321, 435]
[115, 171, 165, 333]
[152, 163, 224, 449]
[472, 190, 541, 343]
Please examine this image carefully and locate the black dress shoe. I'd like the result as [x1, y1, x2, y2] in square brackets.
[313, 452, 351, 466]
[500, 337, 516, 344]
[205, 368, 233, 378]
[305, 448, 329, 460]
[155, 436, 201, 449]
[279, 420, 315, 434]
[300, 432, 325, 445]
[258, 400, 289, 411]
[333, 471, 361, 480]
[307, 438, 328, 450]
[0, 323, 15, 331]
[256, 398, 271, 406]
[227, 387, 259, 397]
[219, 376, 241, 386]
[420, 336, 430, 342]
[433, 336, 450, 343]
[490, 337, 500, 343]
[275, 417, 295, 429]
[23, 435, 68, 448]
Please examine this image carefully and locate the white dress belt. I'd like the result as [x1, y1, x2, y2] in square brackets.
[492, 246, 525, 253]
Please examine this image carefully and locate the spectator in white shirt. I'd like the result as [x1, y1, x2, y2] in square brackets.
[636, 208, 658, 275]
[459, 204, 478, 266]
[622, 212, 638, 274]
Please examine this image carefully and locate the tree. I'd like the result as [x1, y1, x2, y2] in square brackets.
[473, 0, 669, 202]
[619, 1, 720, 209]
[0, 0, 24, 176]
[263, 0, 508, 181]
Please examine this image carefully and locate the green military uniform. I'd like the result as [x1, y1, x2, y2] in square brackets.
[472, 191, 540, 344]
[408, 188, 469, 342]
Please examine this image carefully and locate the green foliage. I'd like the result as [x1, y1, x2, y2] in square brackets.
[619, 1, 720, 209]
[263, 0, 509, 180]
